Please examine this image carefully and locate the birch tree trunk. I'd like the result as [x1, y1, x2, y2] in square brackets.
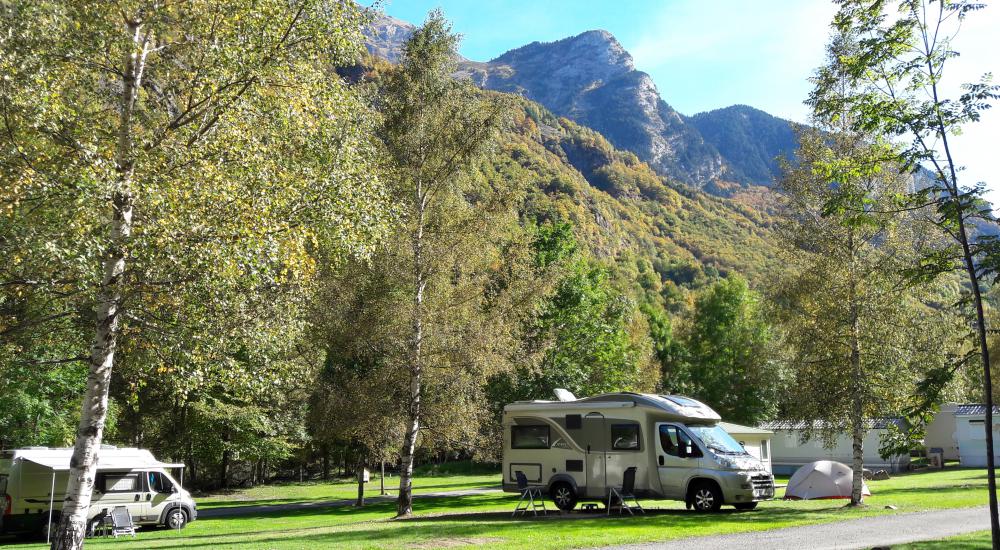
[848, 229, 865, 506]
[397, 182, 426, 517]
[51, 20, 145, 550]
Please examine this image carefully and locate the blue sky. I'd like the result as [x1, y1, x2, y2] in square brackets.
[370, 1, 999, 203]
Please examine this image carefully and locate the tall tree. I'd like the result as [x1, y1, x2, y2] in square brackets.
[811, 0, 1000, 535]
[375, 11, 516, 516]
[0, 2, 389, 547]
[668, 275, 780, 425]
[773, 125, 936, 505]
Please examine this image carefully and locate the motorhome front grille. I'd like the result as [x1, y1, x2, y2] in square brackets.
[751, 475, 774, 494]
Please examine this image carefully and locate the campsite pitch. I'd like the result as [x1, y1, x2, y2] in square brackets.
[2, 467, 993, 549]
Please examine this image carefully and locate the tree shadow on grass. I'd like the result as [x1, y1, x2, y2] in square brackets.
[197, 483, 500, 510]
[123, 503, 858, 550]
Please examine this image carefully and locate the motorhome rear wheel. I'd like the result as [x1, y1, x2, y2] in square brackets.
[550, 482, 577, 511]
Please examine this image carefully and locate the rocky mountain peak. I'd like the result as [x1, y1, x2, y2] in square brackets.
[491, 30, 634, 76]
[363, 12, 797, 190]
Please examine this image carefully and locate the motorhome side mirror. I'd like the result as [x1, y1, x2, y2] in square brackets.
[171, 486, 178, 494]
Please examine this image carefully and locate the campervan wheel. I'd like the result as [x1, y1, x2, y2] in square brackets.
[690, 481, 722, 512]
[550, 482, 578, 511]
[165, 508, 188, 529]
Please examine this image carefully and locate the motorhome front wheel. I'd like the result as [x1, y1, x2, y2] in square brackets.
[690, 482, 723, 512]
[165, 508, 188, 529]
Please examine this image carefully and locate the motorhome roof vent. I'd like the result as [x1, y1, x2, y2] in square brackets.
[553, 388, 577, 402]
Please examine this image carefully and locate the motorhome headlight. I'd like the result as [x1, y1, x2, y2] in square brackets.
[712, 453, 740, 469]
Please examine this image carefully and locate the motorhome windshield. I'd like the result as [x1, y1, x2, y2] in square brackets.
[688, 425, 746, 455]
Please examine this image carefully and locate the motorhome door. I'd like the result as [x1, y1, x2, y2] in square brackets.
[581, 413, 607, 498]
[655, 423, 702, 499]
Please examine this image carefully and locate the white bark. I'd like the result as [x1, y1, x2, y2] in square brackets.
[397, 181, 426, 517]
[51, 19, 145, 550]
[848, 228, 865, 506]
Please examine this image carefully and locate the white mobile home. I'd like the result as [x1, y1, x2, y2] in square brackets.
[955, 404, 1000, 468]
[0, 446, 196, 540]
[924, 404, 959, 461]
[759, 419, 911, 476]
[502, 391, 775, 512]
[720, 422, 772, 473]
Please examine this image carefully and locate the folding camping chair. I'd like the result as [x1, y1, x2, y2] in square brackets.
[512, 470, 547, 517]
[608, 467, 644, 515]
[110, 506, 137, 538]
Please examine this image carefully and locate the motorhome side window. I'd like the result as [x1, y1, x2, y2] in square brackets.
[100, 473, 139, 492]
[511, 425, 550, 449]
[611, 424, 641, 450]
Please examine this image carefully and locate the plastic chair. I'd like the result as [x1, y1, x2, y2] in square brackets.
[512, 470, 547, 517]
[608, 467, 644, 515]
[110, 506, 137, 538]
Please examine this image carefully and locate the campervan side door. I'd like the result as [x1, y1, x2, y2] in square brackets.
[580, 413, 607, 498]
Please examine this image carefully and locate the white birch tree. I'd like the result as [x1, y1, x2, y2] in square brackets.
[0, 2, 390, 547]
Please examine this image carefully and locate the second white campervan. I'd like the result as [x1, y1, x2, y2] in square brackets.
[502, 391, 774, 511]
[0, 446, 197, 539]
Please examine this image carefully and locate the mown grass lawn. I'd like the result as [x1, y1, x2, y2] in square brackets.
[893, 530, 991, 548]
[6, 466, 993, 549]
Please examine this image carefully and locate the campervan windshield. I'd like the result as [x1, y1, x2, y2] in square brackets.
[688, 425, 746, 455]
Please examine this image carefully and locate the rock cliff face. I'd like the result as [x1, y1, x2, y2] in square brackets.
[363, 13, 415, 64]
[457, 31, 725, 186]
[363, 14, 796, 191]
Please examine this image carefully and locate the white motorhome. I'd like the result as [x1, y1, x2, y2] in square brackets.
[502, 391, 775, 512]
[0, 446, 197, 539]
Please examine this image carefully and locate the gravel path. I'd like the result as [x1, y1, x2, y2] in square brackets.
[598, 505, 989, 550]
[198, 487, 501, 518]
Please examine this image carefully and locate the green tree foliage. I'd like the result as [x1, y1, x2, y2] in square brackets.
[811, 0, 998, 524]
[357, 11, 521, 516]
[526, 259, 642, 397]
[664, 275, 780, 425]
[0, 2, 390, 545]
[772, 125, 949, 504]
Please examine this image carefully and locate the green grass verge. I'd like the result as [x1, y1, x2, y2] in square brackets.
[891, 530, 991, 548]
[5, 466, 994, 549]
[196, 473, 499, 510]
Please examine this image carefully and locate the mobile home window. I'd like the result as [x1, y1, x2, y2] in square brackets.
[611, 424, 641, 451]
[761, 440, 769, 460]
[511, 425, 550, 449]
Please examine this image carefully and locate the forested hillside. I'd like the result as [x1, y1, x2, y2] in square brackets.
[500, 98, 781, 289]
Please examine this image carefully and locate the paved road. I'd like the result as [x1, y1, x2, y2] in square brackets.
[198, 487, 501, 518]
[598, 505, 989, 550]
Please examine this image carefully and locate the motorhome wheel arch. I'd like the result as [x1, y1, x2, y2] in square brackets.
[502, 391, 775, 511]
